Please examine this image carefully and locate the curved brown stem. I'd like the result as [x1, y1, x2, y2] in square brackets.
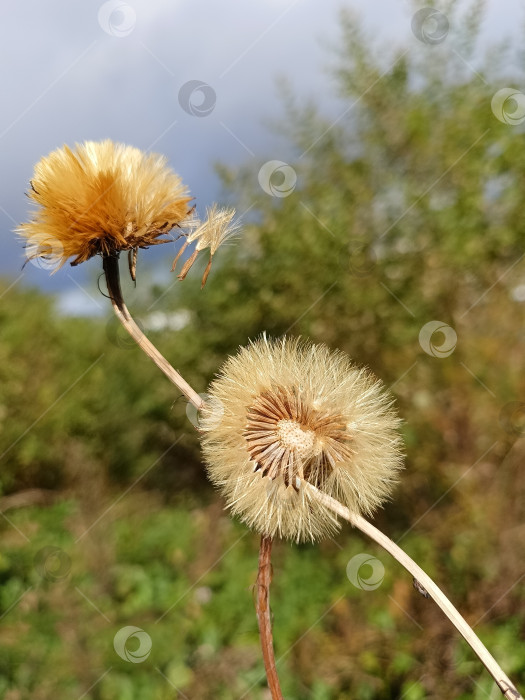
[305, 483, 523, 700]
[103, 253, 204, 410]
[256, 536, 284, 700]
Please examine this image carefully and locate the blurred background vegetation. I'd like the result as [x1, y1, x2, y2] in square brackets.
[1, 4, 525, 698]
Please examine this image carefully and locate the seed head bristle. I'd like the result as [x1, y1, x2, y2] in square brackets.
[200, 336, 404, 542]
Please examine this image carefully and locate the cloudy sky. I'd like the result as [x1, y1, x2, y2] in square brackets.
[0, 0, 522, 313]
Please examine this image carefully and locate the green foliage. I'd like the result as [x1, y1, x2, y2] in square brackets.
[1, 3, 525, 697]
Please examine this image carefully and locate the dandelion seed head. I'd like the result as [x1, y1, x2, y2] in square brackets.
[200, 336, 404, 542]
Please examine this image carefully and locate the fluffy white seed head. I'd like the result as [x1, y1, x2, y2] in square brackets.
[199, 336, 404, 543]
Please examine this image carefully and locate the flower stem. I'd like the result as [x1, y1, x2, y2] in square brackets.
[305, 483, 523, 700]
[102, 253, 204, 410]
[256, 536, 284, 700]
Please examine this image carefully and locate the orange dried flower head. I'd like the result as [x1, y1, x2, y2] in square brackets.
[200, 336, 404, 543]
[18, 140, 193, 273]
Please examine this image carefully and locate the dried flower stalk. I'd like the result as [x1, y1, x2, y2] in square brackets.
[256, 536, 284, 700]
[103, 253, 204, 410]
[305, 482, 523, 700]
